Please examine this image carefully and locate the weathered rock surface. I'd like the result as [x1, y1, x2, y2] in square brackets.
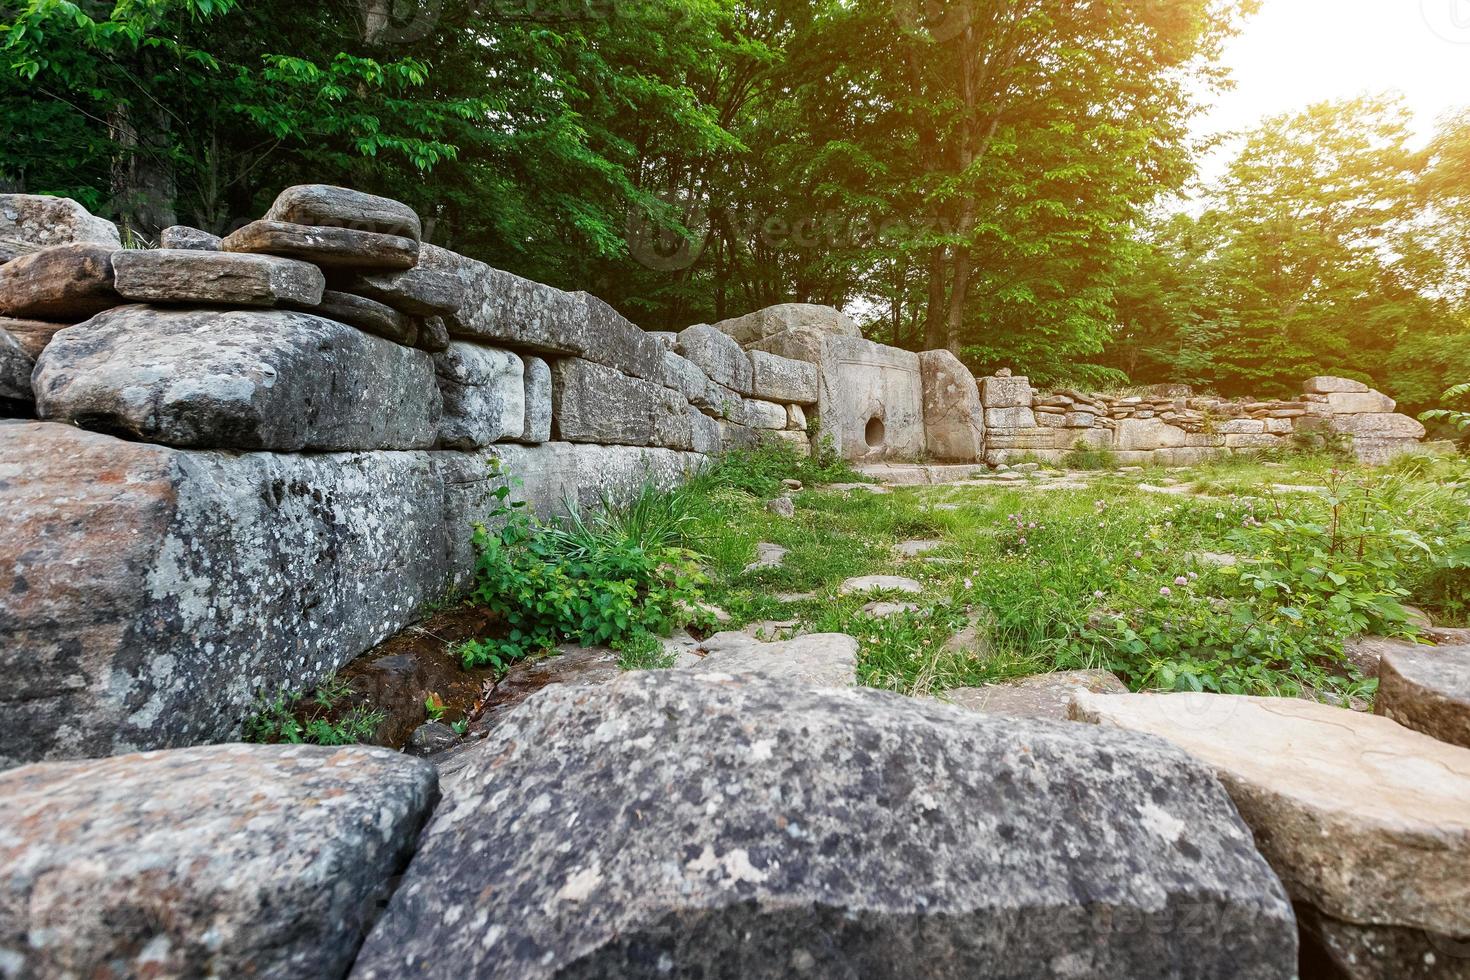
[659, 350, 716, 409]
[1304, 376, 1370, 394]
[942, 670, 1126, 721]
[1327, 390, 1396, 414]
[1, 327, 33, 406]
[0, 243, 119, 319]
[0, 743, 437, 978]
[552, 357, 667, 446]
[919, 349, 985, 462]
[979, 375, 1033, 408]
[415, 314, 450, 353]
[265, 183, 423, 241]
[572, 291, 663, 381]
[839, 575, 923, 595]
[1329, 412, 1426, 439]
[743, 397, 788, 430]
[341, 265, 464, 317]
[352, 672, 1296, 979]
[222, 219, 420, 270]
[1072, 691, 1470, 976]
[677, 323, 753, 394]
[819, 335, 926, 460]
[112, 248, 326, 307]
[690, 631, 858, 687]
[0, 194, 121, 263]
[0, 317, 68, 359]
[158, 225, 222, 250]
[742, 542, 788, 573]
[748, 348, 818, 404]
[1377, 644, 1470, 749]
[305, 289, 418, 345]
[35, 305, 439, 451]
[0, 422, 465, 766]
[520, 355, 552, 443]
[711, 302, 862, 345]
[433, 343, 525, 449]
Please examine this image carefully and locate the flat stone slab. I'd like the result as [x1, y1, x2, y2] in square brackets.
[1377, 644, 1470, 749]
[839, 575, 923, 595]
[861, 600, 920, 618]
[159, 225, 221, 250]
[266, 184, 422, 241]
[0, 743, 437, 979]
[341, 265, 464, 317]
[896, 539, 943, 557]
[35, 304, 439, 451]
[941, 670, 1126, 721]
[1071, 691, 1470, 960]
[350, 672, 1296, 979]
[305, 289, 417, 345]
[0, 243, 118, 319]
[742, 542, 788, 573]
[112, 248, 325, 307]
[690, 631, 858, 687]
[223, 219, 420, 270]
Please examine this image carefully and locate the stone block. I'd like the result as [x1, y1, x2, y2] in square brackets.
[1329, 413, 1426, 439]
[786, 403, 807, 430]
[303, 289, 417, 346]
[762, 428, 812, 456]
[222, 219, 419, 270]
[1062, 411, 1097, 428]
[0, 744, 437, 977]
[1035, 410, 1066, 428]
[719, 420, 760, 451]
[711, 303, 861, 345]
[433, 343, 525, 449]
[551, 358, 662, 446]
[0, 194, 121, 264]
[689, 408, 722, 454]
[341, 266, 465, 317]
[1225, 433, 1286, 449]
[980, 375, 1033, 408]
[818, 335, 925, 461]
[265, 184, 422, 241]
[2, 328, 33, 406]
[749, 348, 818, 404]
[677, 323, 753, 394]
[985, 427, 1060, 451]
[1304, 376, 1369, 394]
[1377, 645, 1470, 749]
[352, 673, 1296, 980]
[1351, 437, 1423, 466]
[1115, 417, 1188, 451]
[415, 314, 450, 353]
[520, 355, 552, 444]
[471, 441, 709, 522]
[159, 225, 221, 250]
[571, 291, 663, 381]
[919, 349, 984, 463]
[1327, 390, 1396, 414]
[0, 244, 119, 319]
[113, 249, 325, 307]
[745, 325, 825, 366]
[652, 385, 695, 450]
[1263, 417, 1294, 434]
[985, 406, 1037, 429]
[1219, 418, 1265, 434]
[744, 398, 788, 430]
[35, 305, 440, 451]
[1183, 432, 1227, 448]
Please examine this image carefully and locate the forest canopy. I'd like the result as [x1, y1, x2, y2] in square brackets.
[3, 0, 1467, 408]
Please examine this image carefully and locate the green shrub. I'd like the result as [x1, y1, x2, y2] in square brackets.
[244, 677, 385, 746]
[1061, 439, 1118, 471]
[687, 438, 859, 498]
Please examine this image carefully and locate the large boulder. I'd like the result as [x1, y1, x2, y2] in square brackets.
[0, 743, 437, 979]
[748, 348, 818, 404]
[710, 303, 862, 346]
[919, 349, 985, 462]
[265, 184, 423, 241]
[0, 422, 463, 767]
[0, 243, 119, 319]
[1072, 691, 1470, 979]
[222, 219, 420, 270]
[1377, 644, 1470, 749]
[1, 326, 33, 407]
[112, 248, 326, 307]
[34, 305, 440, 451]
[676, 323, 753, 395]
[0, 194, 121, 264]
[351, 672, 1297, 979]
[818, 335, 926, 461]
[433, 343, 525, 449]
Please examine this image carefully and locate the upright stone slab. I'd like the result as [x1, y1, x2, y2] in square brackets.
[351, 673, 1296, 979]
[0, 423, 459, 767]
[1072, 691, 1470, 980]
[1377, 644, 1470, 749]
[112, 248, 326, 307]
[34, 305, 440, 451]
[265, 183, 423, 241]
[919, 349, 985, 462]
[0, 243, 119, 319]
[818, 335, 926, 461]
[749, 348, 818, 404]
[551, 358, 662, 446]
[0, 744, 437, 978]
[677, 323, 753, 394]
[979, 374, 1033, 408]
[0, 194, 121, 264]
[520, 355, 552, 443]
[433, 343, 525, 449]
[222, 219, 420, 270]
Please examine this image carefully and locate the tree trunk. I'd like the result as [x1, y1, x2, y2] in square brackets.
[108, 103, 178, 244]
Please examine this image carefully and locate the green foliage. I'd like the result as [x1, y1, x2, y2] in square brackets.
[243, 677, 384, 746]
[1061, 439, 1119, 471]
[1420, 382, 1470, 434]
[460, 467, 708, 673]
[685, 437, 859, 498]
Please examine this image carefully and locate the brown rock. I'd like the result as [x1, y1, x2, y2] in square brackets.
[416, 314, 451, 352]
[0, 317, 69, 359]
[299, 289, 417, 345]
[113, 248, 325, 307]
[222, 219, 419, 270]
[1377, 644, 1470, 749]
[1, 326, 34, 406]
[0, 243, 118, 319]
[0, 194, 121, 263]
[265, 184, 422, 241]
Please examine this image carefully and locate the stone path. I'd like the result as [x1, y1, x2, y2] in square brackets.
[839, 575, 924, 596]
[743, 541, 788, 573]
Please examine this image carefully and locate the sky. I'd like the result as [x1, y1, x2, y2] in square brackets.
[1193, 0, 1470, 175]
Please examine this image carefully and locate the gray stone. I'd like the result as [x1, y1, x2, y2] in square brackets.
[467, 441, 708, 521]
[342, 266, 465, 317]
[710, 302, 861, 345]
[0, 744, 437, 978]
[407, 721, 461, 757]
[0, 194, 121, 264]
[1219, 418, 1266, 434]
[299, 289, 418, 345]
[519, 355, 552, 443]
[1072, 691, 1470, 974]
[1351, 437, 1425, 466]
[744, 398, 787, 430]
[1327, 390, 1396, 414]
[677, 323, 753, 394]
[721, 420, 760, 451]
[765, 495, 795, 518]
[979, 375, 1033, 408]
[742, 542, 788, 573]
[818, 335, 925, 461]
[895, 539, 942, 557]
[265, 183, 422, 241]
[1, 327, 33, 405]
[745, 324, 827, 367]
[35, 305, 439, 451]
[659, 350, 715, 408]
[415, 314, 450, 353]
[1377, 644, 1470, 749]
[941, 670, 1127, 721]
[112, 248, 325, 307]
[919, 349, 985, 462]
[0, 243, 118, 319]
[1330, 412, 1426, 439]
[748, 348, 818, 403]
[689, 409, 721, 454]
[786, 403, 807, 430]
[158, 225, 221, 250]
[0, 317, 68, 359]
[1225, 433, 1286, 449]
[862, 600, 921, 618]
[0, 422, 464, 767]
[647, 330, 677, 350]
[424, 248, 589, 354]
[690, 632, 858, 687]
[222, 219, 420, 270]
[551, 358, 666, 446]
[433, 343, 525, 449]
[571, 291, 663, 381]
[984, 406, 1038, 429]
[839, 575, 923, 595]
[352, 672, 1297, 980]
[1304, 376, 1370, 394]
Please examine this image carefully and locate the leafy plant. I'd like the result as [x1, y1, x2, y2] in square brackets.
[1062, 439, 1119, 471]
[1420, 381, 1470, 433]
[243, 677, 384, 746]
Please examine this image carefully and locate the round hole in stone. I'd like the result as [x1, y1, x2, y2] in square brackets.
[864, 415, 886, 449]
